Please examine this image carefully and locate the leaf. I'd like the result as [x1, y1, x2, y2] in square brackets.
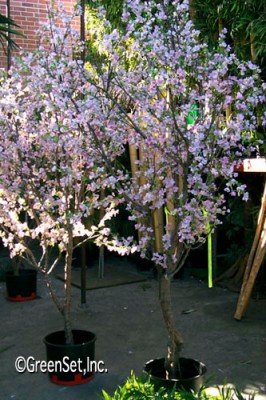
[240, 359, 252, 365]
[0, 344, 15, 353]
[181, 309, 196, 314]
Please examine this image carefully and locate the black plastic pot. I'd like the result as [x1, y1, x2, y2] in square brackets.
[144, 357, 207, 393]
[43, 330, 96, 386]
[6, 269, 37, 301]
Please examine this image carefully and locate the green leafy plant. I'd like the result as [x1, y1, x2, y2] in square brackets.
[101, 373, 257, 400]
[0, 14, 24, 53]
[101, 373, 204, 400]
[87, 0, 124, 29]
[217, 385, 256, 400]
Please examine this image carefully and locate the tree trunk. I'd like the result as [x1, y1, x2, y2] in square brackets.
[64, 230, 74, 345]
[158, 270, 184, 380]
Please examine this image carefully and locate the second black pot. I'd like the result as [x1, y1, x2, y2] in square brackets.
[144, 357, 207, 393]
[43, 330, 96, 386]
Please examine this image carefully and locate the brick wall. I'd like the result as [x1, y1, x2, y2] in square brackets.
[0, 0, 80, 69]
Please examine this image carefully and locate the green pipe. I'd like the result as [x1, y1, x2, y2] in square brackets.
[203, 209, 213, 288]
[207, 227, 213, 288]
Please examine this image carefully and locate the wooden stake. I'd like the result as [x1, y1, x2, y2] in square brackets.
[241, 183, 265, 287]
[234, 220, 265, 320]
[234, 182, 266, 320]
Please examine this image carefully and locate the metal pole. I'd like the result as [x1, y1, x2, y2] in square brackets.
[80, 0, 85, 63]
[80, 0, 87, 307]
[7, 0, 11, 70]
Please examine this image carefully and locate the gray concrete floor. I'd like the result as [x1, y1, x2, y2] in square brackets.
[0, 264, 266, 400]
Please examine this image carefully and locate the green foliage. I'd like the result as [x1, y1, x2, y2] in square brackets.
[219, 196, 258, 266]
[217, 384, 256, 400]
[85, 2, 134, 73]
[101, 373, 256, 400]
[191, 0, 266, 73]
[101, 373, 196, 400]
[84, 5, 108, 70]
[223, 197, 258, 241]
[223, 198, 246, 240]
[0, 14, 24, 52]
[86, 0, 124, 29]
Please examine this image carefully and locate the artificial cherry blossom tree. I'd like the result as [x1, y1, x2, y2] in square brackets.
[0, 3, 129, 344]
[90, 0, 265, 378]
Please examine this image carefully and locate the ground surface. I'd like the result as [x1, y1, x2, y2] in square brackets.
[0, 256, 266, 400]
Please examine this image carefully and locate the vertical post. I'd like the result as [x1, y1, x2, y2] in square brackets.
[234, 182, 266, 320]
[80, 0, 85, 63]
[207, 229, 213, 288]
[80, 0, 87, 307]
[7, 0, 11, 70]
[212, 229, 217, 280]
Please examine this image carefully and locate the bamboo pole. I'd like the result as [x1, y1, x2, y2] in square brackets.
[189, 0, 196, 22]
[218, 17, 223, 36]
[226, 104, 232, 123]
[128, 143, 139, 185]
[164, 89, 178, 253]
[250, 23, 257, 63]
[166, 169, 176, 238]
[153, 146, 165, 254]
[128, 144, 145, 242]
[153, 207, 164, 253]
[166, 199, 175, 238]
[139, 143, 147, 188]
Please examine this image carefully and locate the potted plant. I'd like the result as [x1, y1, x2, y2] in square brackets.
[85, 0, 265, 390]
[0, 12, 35, 302]
[4, 254, 37, 302]
[0, 2, 126, 386]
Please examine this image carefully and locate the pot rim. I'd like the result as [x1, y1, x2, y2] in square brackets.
[43, 329, 96, 348]
[144, 357, 207, 382]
